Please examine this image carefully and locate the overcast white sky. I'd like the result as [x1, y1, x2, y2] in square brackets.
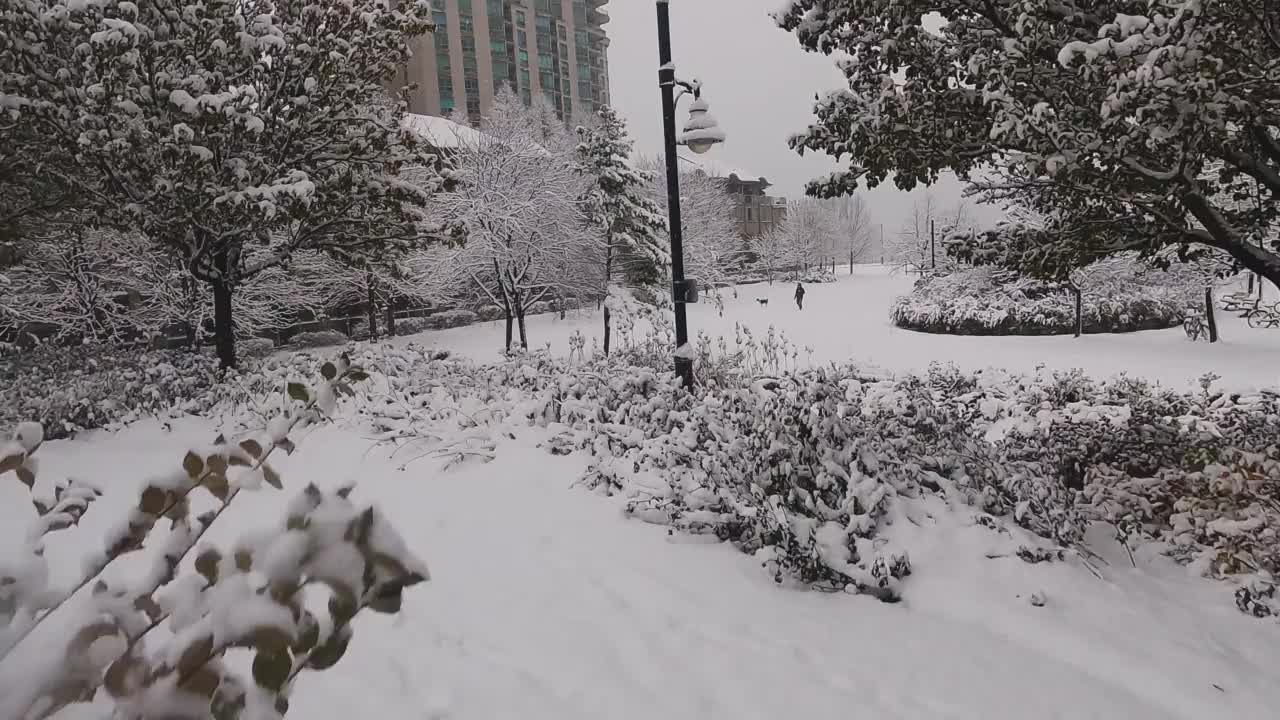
[603, 0, 1003, 238]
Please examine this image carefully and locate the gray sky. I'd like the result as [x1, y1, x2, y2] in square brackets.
[603, 0, 1003, 237]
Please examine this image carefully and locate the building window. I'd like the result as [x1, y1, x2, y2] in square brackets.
[746, 207, 753, 222]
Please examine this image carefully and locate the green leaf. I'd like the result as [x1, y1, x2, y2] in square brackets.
[234, 550, 253, 572]
[205, 473, 230, 502]
[346, 369, 370, 383]
[327, 589, 358, 624]
[368, 586, 403, 614]
[185, 666, 221, 698]
[15, 466, 35, 489]
[183, 451, 204, 478]
[251, 649, 291, 692]
[195, 548, 221, 584]
[293, 612, 320, 653]
[177, 634, 214, 678]
[320, 362, 337, 381]
[104, 653, 142, 698]
[239, 439, 263, 460]
[207, 454, 228, 475]
[345, 507, 375, 546]
[139, 486, 167, 515]
[278, 437, 297, 455]
[0, 452, 23, 475]
[287, 383, 310, 403]
[262, 464, 283, 490]
[306, 628, 352, 671]
[252, 626, 294, 655]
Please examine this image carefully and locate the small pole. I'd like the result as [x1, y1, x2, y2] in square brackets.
[930, 219, 936, 270]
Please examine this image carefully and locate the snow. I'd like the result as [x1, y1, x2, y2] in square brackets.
[676, 153, 767, 186]
[7, 270, 1280, 718]
[401, 113, 484, 150]
[5, 418, 1280, 718]
[396, 266, 1280, 392]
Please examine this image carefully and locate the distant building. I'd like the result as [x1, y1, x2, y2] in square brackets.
[397, 0, 611, 124]
[724, 173, 788, 238]
[679, 156, 788, 238]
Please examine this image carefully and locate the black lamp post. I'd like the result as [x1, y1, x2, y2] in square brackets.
[655, 0, 724, 390]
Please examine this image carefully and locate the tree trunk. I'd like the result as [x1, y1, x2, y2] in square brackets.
[1072, 285, 1083, 338]
[603, 245, 613, 355]
[385, 299, 396, 337]
[212, 279, 236, 369]
[603, 306, 612, 356]
[517, 306, 528, 349]
[504, 312, 514, 352]
[365, 271, 378, 340]
[1205, 287, 1219, 343]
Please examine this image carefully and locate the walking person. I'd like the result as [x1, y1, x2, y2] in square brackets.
[794, 282, 806, 310]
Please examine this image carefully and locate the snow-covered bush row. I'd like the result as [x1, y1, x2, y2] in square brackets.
[0, 345, 222, 439]
[800, 269, 838, 284]
[0, 342, 369, 440]
[288, 330, 350, 350]
[0, 357, 430, 720]
[891, 266, 1192, 335]
[355, 346, 1279, 613]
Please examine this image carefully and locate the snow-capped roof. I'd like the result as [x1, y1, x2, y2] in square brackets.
[676, 154, 768, 187]
[401, 113, 484, 149]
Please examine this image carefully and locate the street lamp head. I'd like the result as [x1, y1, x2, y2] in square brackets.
[681, 97, 724, 155]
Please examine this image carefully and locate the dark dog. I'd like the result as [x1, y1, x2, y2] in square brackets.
[755, 298, 769, 307]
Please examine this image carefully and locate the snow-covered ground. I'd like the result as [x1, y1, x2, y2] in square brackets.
[4, 417, 1279, 719]
[401, 265, 1280, 391]
[6, 268, 1280, 719]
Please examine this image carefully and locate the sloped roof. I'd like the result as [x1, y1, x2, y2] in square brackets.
[676, 153, 768, 187]
[401, 113, 485, 149]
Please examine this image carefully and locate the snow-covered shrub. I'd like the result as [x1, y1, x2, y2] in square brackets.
[800, 269, 838, 284]
[423, 309, 478, 330]
[0, 357, 429, 720]
[891, 266, 1191, 335]
[352, 347, 1280, 614]
[240, 338, 276, 358]
[474, 306, 504, 322]
[0, 345, 221, 439]
[393, 317, 432, 336]
[289, 330, 350, 349]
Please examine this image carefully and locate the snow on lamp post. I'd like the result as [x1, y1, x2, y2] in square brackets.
[656, 0, 725, 390]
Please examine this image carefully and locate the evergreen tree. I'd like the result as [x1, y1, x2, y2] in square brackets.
[1, 0, 451, 368]
[576, 106, 668, 355]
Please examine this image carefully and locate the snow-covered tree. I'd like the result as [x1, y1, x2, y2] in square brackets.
[887, 193, 970, 275]
[576, 107, 668, 355]
[747, 225, 796, 286]
[776, 0, 1280, 288]
[636, 156, 742, 296]
[781, 199, 839, 273]
[436, 89, 590, 352]
[834, 195, 874, 270]
[1, 0, 450, 368]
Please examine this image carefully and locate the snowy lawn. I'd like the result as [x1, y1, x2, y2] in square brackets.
[399, 266, 1280, 391]
[4, 415, 1280, 719]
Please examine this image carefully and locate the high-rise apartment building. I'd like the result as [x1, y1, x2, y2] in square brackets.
[399, 0, 611, 123]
